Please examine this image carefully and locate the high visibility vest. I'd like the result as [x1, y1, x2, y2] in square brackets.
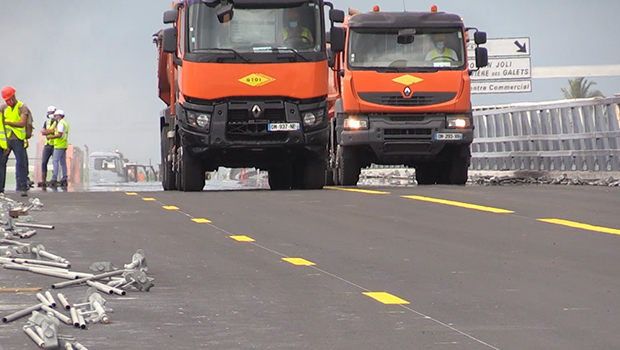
[0, 118, 6, 150]
[3, 100, 26, 140]
[428, 49, 457, 61]
[44, 119, 57, 146]
[54, 119, 69, 149]
[283, 27, 311, 43]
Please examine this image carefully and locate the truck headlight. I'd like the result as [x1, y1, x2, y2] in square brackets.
[344, 116, 369, 130]
[186, 111, 211, 130]
[446, 115, 471, 129]
[303, 109, 326, 128]
[196, 114, 211, 127]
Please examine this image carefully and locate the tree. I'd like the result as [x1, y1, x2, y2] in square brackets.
[561, 77, 604, 99]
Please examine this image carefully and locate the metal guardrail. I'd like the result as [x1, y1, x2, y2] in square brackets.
[471, 96, 620, 171]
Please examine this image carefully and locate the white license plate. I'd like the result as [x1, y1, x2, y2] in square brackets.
[268, 123, 300, 132]
[435, 132, 463, 140]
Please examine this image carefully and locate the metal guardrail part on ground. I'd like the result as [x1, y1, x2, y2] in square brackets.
[471, 96, 620, 172]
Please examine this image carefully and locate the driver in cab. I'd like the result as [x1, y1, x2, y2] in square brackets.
[424, 34, 458, 62]
[282, 9, 314, 48]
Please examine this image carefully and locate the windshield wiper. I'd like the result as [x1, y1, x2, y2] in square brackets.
[269, 47, 309, 62]
[204, 48, 250, 62]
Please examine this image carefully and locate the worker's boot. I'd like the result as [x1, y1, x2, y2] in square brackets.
[38, 172, 47, 187]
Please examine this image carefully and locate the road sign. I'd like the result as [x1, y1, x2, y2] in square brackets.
[470, 57, 531, 81]
[471, 80, 532, 94]
[467, 37, 530, 58]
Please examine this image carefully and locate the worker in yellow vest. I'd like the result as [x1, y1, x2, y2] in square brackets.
[282, 8, 314, 48]
[0, 86, 31, 197]
[45, 109, 69, 187]
[39, 106, 58, 187]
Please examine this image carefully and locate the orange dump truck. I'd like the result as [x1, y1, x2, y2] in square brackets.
[155, 0, 344, 191]
[327, 6, 488, 185]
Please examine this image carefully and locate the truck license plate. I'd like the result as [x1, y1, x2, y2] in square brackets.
[435, 132, 463, 140]
[268, 123, 300, 132]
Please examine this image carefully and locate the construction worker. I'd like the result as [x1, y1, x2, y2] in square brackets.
[424, 34, 459, 62]
[282, 8, 314, 48]
[46, 109, 69, 187]
[1, 86, 31, 197]
[39, 106, 58, 187]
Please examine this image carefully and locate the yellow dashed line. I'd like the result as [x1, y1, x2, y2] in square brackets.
[282, 257, 315, 266]
[327, 187, 390, 195]
[163, 205, 179, 210]
[142, 198, 156, 201]
[402, 195, 514, 214]
[230, 235, 255, 242]
[125, 192, 137, 196]
[363, 292, 410, 305]
[538, 218, 620, 236]
[192, 218, 212, 223]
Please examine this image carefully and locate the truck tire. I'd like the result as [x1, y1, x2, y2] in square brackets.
[325, 168, 335, 186]
[447, 146, 470, 185]
[268, 165, 293, 190]
[415, 164, 439, 185]
[178, 146, 206, 192]
[161, 128, 176, 191]
[302, 157, 326, 189]
[337, 145, 360, 186]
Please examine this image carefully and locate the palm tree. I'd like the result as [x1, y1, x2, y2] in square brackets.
[561, 77, 604, 99]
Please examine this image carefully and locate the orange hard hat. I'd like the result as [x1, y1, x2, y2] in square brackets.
[1, 86, 15, 101]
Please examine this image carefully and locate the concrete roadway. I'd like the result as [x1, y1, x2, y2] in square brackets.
[0, 184, 619, 350]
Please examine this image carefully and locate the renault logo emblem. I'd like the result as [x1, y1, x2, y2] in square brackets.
[403, 86, 412, 97]
[251, 105, 262, 118]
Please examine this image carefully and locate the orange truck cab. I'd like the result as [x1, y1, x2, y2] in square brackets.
[327, 6, 488, 185]
[155, 0, 344, 191]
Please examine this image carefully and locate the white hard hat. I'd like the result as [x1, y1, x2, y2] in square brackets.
[54, 109, 65, 116]
[47, 105, 56, 113]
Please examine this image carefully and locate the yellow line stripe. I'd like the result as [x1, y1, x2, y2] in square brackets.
[282, 257, 316, 266]
[402, 195, 514, 214]
[163, 205, 179, 210]
[125, 192, 137, 196]
[192, 218, 212, 223]
[363, 292, 410, 305]
[326, 187, 390, 195]
[142, 198, 156, 201]
[230, 235, 255, 242]
[538, 218, 620, 236]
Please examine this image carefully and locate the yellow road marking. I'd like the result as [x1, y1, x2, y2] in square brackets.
[192, 218, 212, 223]
[538, 218, 620, 236]
[326, 187, 390, 195]
[282, 257, 316, 266]
[230, 235, 255, 242]
[363, 292, 410, 305]
[402, 195, 514, 214]
[163, 205, 179, 210]
[142, 198, 156, 201]
[125, 192, 137, 196]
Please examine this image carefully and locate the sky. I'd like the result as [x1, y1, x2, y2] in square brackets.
[1, 0, 619, 165]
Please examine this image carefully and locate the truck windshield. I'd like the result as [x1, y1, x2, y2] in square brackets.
[348, 28, 466, 71]
[187, 3, 322, 54]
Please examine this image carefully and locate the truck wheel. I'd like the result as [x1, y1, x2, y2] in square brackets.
[161, 128, 176, 190]
[337, 145, 360, 186]
[302, 157, 326, 189]
[415, 164, 439, 185]
[178, 146, 206, 192]
[447, 146, 470, 185]
[325, 168, 335, 186]
[268, 165, 293, 190]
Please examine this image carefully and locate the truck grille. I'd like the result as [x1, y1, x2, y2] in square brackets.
[384, 142, 432, 154]
[358, 92, 456, 107]
[226, 108, 288, 142]
[384, 128, 432, 139]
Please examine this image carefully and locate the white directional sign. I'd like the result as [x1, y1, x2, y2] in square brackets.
[470, 57, 531, 81]
[471, 80, 532, 94]
[467, 37, 530, 58]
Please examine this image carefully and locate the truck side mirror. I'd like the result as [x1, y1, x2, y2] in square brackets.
[329, 9, 345, 23]
[163, 10, 178, 24]
[327, 49, 335, 68]
[330, 27, 345, 52]
[216, 2, 234, 23]
[475, 47, 488, 68]
[474, 31, 487, 45]
[162, 27, 177, 54]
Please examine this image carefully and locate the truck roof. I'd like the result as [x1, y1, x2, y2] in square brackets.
[348, 11, 463, 29]
[182, 0, 324, 8]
